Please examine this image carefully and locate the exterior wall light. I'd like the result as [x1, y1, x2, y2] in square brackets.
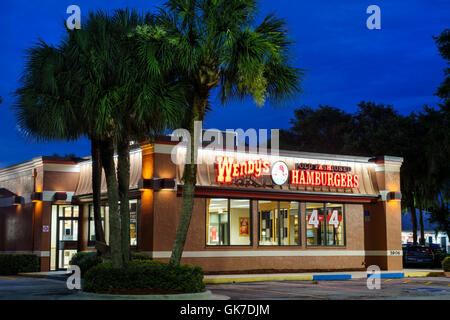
[53, 192, 67, 201]
[14, 196, 25, 205]
[31, 192, 43, 202]
[387, 191, 402, 201]
[380, 190, 402, 202]
[160, 178, 175, 190]
[139, 178, 175, 191]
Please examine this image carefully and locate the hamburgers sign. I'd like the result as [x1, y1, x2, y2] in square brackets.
[216, 157, 359, 188]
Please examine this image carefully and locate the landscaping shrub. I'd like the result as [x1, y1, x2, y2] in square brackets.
[83, 260, 205, 294]
[433, 251, 447, 267]
[131, 251, 151, 260]
[0, 254, 39, 275]
[69, 251, 102, 276]
[442, 256, 450, 271]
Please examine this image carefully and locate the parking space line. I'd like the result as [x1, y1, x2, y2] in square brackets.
[273, 281, 374, 294]
[424, 281, 433, 285]
[212, 285, 327, 299]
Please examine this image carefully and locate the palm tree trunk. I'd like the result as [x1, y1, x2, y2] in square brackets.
[410, 206, 418, 245]
[418, 208, 425, 245]
[91, 137, 107, 257]
[117, 138, 131, 263]
[169, 93, 205, 266]
[169, 160, 196, 265]
[100, 138, 123, 268]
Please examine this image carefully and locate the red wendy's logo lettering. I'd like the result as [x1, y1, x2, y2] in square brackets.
[216, 156, 270, 183]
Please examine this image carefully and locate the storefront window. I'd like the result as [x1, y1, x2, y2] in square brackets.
[280, 201, 300, 245]
[88, 205, 106, 246]
[258, 200, 277, 245]
[129, 200, 138, 246]
[230, 199, 251, 245]
[306, 202, 345, 246]
[258, 201, 300, 246]
[325, 203, 345, 246]
[306, 203, 326, 246]
[88, 199, 138, 247]
[206, 198, 251, 246]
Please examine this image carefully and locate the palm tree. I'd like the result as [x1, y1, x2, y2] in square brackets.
[136, 0, 304, 265]
[102, 9, 186, 262]
[15, 9, 185, 268]
[64, 9, 185, 266]
[14, 29, 110, 258]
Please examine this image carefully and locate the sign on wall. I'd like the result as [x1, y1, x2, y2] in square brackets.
[215, 156, 359, 188]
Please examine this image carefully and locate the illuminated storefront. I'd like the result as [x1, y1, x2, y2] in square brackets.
[0, 139, 404, 272]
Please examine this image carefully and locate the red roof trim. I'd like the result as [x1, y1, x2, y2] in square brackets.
[176, 186, 378, 203]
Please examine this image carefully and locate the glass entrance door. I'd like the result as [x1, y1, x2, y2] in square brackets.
[56, 205, 79, 269]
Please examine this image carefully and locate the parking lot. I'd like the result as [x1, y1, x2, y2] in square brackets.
[207, 277, 450, 300]
[0, 275, 449, 300]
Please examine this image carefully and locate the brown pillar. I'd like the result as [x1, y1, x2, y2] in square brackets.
[364, 156, 403, 270]
[138, 144, 154, 252]
[34, 201, 51, 271]
[79, 204, 88, 252]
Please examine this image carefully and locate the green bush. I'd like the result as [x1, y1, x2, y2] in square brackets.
[69, 251, 102, 276]
[0, 254, 40, 275]
[83, 260, 205, 294]
[433, 251, 447, 267]
[442, 256, 450, 271]
[131, 252, 151, 260]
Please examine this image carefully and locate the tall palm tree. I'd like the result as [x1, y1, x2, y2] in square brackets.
[15, 9, 185, 268]
[64, 9, 185, 266]
[136, 0, 304, 265]
[14, 29, 110, 259]
[101, 9, 186, 262]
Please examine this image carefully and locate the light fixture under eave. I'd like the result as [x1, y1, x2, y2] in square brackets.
[160, 178, 175, 190]
[31, 192, 43, 202]
[14, 196, 25, 205]
[53, 192, 67, 201]
[387, 191, 402, 202]
[138, 178, 175, 191]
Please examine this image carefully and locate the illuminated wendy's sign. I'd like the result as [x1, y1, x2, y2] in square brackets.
[216, 156, 360, 188]
[290, 168, 359, 188]
[216, 157, 270, 183]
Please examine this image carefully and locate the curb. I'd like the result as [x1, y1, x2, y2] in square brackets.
[204, 271, 445, 284]
[204, 275, 313, 284]
[404, 271, 444, 277]
[73, 290, 225, 300]
[18, 273, 69, 281]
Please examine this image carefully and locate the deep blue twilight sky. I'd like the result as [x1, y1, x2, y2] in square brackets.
[0, 1, 449, 167]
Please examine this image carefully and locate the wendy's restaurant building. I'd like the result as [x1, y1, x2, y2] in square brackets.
[0, 139, 404, 273]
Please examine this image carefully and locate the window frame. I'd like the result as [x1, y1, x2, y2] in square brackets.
[87, 199, 139, 248]
[257, 200, 302, 247]
[205, 197, 253, 247]
[305, 202, 346, 247]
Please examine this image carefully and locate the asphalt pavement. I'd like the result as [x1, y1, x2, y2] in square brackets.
[206, 277, 450, 300]
[0, 275, 449, 300]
